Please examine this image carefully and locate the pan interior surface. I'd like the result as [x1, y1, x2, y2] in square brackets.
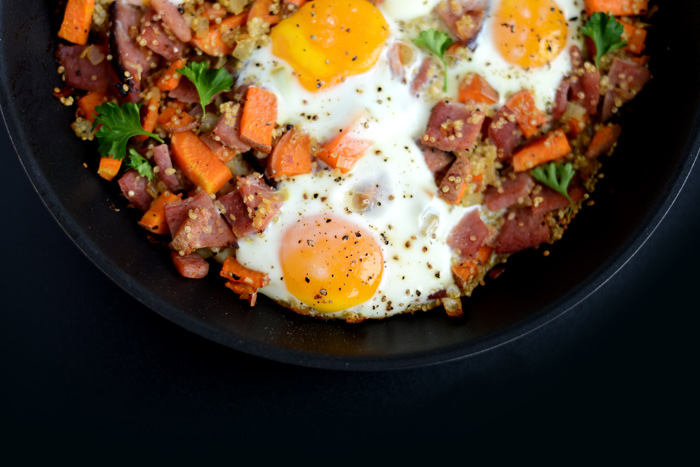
[0, 1, 698, 370]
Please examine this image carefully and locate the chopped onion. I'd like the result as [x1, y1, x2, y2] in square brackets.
[84, 45, 105, 66]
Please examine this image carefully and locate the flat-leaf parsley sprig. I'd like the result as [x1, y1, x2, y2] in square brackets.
[581, 12, 627, 68]
[126, 148, 154, 181]
[177, 61, 234, 117]
[93, 102, 163, 160]
[530, 161, 577, 213]
[413, 28, 453, 92]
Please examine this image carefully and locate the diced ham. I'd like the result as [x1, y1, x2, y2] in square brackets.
[140, 8, 185, 61]
[198, 132, 219, 152]
[237, 173, 283, 232]
[611, 56, 653, 91]
[410, 57, 435, 97]
[444, 10, 484, 44]
[438, 155, 471, 205]
[216, 190, 257, 238]
[164, 191, 202, 235]
[421, 100, 485, 152]
[387, 41, 413, 82]
[552, 78, 570, 121]
[110, 1, 159, 101]
[601, 90, 621, 123]
[488, 105, 522, 159]
[170, 206, 213, 253]
[428, 289, 448, 300]
[199, 132, 238, 163]
[118, 169, 154, 211]
[479, 115, 492, 140]
[168, 77, 200, 103]
[581, 68, 601, 115]
[163, 190, 235, 248]
[447, 209, 490, 259]
[150, 0, 192, 43]
[494, 208, 550, 254]
[56, 45, 110, 93]
[567, 45, 599, 115]
[435, 0, 488, 43]
[602, 58, 652, 121]
[170, 250, 210, 279]
[483, 172, 535, 212]
[569, 45, 583, 93]
[570, 44, 583, 68]
[388, 43, 404, 81]
[568, 45, 584, 103]
[187, 104, 203, 119]
[422, 146, 455, 173]
[531, 183, 586, 217]
[152, 144, 183, 192]
[211, 104, 252, 152]
[568, 48, 602, 116]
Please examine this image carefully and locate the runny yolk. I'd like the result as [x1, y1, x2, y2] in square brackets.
[279, 214, 384, 313]
[493, 0, 569, 69]
[271, 0, 389, 92]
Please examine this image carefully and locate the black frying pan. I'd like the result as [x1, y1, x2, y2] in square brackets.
[1, 0, 698, 370]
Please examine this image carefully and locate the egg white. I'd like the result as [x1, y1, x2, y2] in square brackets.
[381, 0, 443, 22]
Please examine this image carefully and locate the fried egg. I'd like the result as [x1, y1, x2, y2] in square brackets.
[233, 0, 584, 319]
[447, 0, 583, 110]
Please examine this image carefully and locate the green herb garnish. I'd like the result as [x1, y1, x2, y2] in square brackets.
[413, 28, 453, 92]
[177, 61, 234, 117]
[530, 161, 576, 213]
[93, 102, 163, 160]
[581, 12, 627, 68]
[125, 148, 154, 181]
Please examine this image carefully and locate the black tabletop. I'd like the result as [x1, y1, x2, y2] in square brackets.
[1, 119, 697, 458]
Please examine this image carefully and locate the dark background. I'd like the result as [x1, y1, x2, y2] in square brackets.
[1, 119, 697, 458]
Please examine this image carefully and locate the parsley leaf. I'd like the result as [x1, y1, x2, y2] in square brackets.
[581, 12, 627, 68]
[177, 61, 234, 117]
[93, 102, 163, 160]
[413, 29, 453, 92]
[125, 148, 154, 181]
[530, 161, 576, 213]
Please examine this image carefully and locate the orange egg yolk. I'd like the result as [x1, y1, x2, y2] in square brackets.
[271, 0, 389, 92]
[493, 0, 568, 68]
[279, 214, 384, 313]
